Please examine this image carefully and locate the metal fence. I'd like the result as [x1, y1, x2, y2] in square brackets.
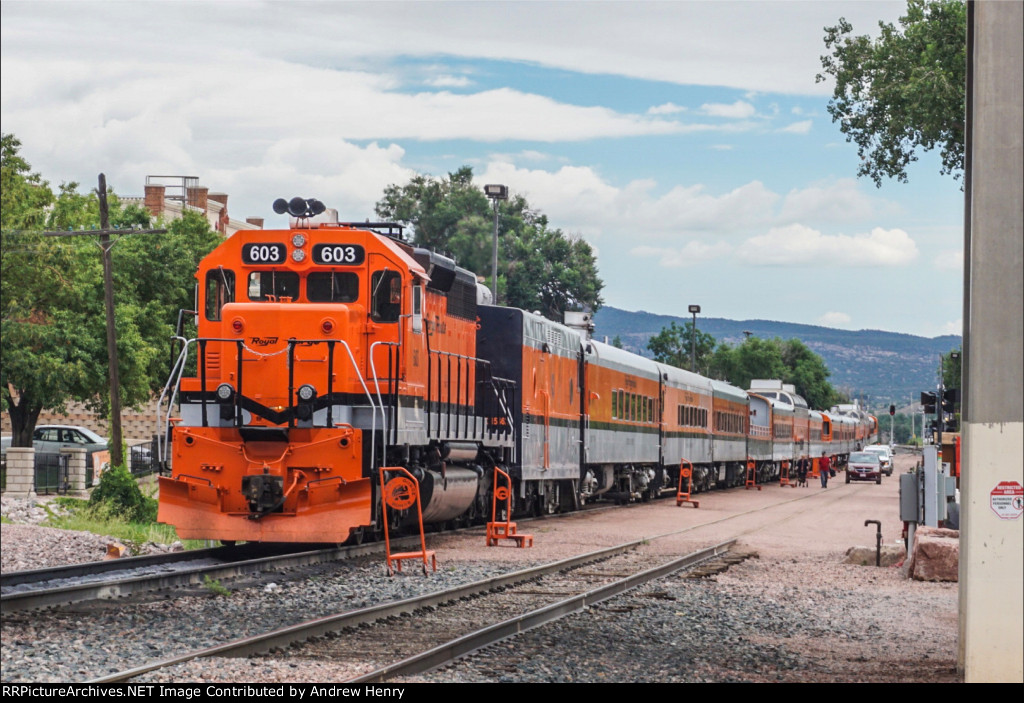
[34, 452, 70, 495]
[128, 437, 160, 478]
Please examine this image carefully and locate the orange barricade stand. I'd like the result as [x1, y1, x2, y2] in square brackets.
[486, 467, 533, 547]
[378, 466, 436, 576]
[676, 459, 700, 508]
[780, 460, 791, 488]
[744, 458, 761, 490]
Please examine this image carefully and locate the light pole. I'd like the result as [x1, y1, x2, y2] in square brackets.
[688, 304, 701, 372]
[483, 184, 508, 305]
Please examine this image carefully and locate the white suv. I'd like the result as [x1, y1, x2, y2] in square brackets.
[863, 444, 894, 476]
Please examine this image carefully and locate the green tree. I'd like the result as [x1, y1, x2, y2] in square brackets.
[375, 166, 603, 320]
[941, 346, 962, 390]
[646, 321, 717, 372]
[816, 0, 966, 186]
[779, 338, 839, 410]
[1, 143, 220, 447]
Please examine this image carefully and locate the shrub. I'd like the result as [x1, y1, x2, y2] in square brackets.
[89, 465, 157, 523]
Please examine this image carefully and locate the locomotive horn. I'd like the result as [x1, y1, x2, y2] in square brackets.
[288, 196, 307, 217]
[272, 198, 289, 214]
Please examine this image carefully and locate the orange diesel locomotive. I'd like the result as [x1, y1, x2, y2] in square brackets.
[158, 198, 514, 543]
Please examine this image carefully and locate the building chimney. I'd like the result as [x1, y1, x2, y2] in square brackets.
[144, 184, 165, 217]
[246, 217, 264, 229]
[186, 186, 209, 213]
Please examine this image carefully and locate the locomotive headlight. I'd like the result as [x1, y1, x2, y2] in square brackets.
[291, 248, 306, 262]
[291, 233, 307, 247]
[216, 383, 235, 401]
[297, 384, 317, 402]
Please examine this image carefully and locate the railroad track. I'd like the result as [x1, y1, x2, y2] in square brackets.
[90, 538, 736, 683]
[0, 541, 382, 612]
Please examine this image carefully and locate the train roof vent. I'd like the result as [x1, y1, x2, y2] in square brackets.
[546, 327, 565, 350]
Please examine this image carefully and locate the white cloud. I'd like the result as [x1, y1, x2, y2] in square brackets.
[778, 119, 812, 134]
[933, 249, 964, 272]
[818, 311, 852, 327]
[630, 242, 734, 267]
[778, 179, 881, 223]
[648, 102, 688, 115]
[737, 225, 919, 266]
[700, 100, 756, 118]
[425, 74, 472, 88]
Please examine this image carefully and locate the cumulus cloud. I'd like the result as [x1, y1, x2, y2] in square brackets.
[630, 241, 734, 267]
[424, 74, 472, 88]
[778, 119, 812, 134]
[648, 102, 687, 115]
[700, 100, 756, 118]
[778, 179, 880, 223]
[736, 225, 919, 266]
[818, 311, 852, 327]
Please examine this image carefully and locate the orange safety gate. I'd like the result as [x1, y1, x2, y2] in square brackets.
[676, 459, 700, 508]
[378, 466, 436, 575]
[486, 466, 533, 547]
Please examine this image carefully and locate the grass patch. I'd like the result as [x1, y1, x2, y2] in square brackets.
[43, 500, 206, 554]
[203, 575, 231, 597]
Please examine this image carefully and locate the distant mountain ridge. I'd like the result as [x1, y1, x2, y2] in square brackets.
[591, 306, 961, 408]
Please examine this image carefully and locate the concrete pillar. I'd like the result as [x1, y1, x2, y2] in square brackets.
[4, 447, 36, 498]
[959, 0, 1024, 683]
[60, 447, 88, 495]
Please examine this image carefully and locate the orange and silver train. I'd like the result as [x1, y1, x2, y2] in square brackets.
[157, 199, 877, 543]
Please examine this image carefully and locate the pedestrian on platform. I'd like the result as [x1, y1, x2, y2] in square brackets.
[820, 452, 831, 488]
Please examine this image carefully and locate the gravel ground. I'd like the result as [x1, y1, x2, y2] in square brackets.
[1, 451, 961, 683]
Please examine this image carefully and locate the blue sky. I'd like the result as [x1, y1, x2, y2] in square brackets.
[0, 1, 964, 338]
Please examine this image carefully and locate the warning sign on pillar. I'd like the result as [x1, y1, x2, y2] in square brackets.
[990, 481, 1024, 520]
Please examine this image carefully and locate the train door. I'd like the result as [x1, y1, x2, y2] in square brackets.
[367, 255, 404, 446]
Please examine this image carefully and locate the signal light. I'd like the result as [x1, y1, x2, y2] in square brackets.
[889, 404, 896, 416]
[230, 318, 244, 334]
[921, 391, 937, 414]
[320, 318, 335, 335]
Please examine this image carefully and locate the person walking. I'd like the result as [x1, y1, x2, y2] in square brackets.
[819, 452, 831, 488]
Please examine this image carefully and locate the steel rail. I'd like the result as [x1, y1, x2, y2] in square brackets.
[1, 541, 382, 613]
[87, 539, 651, 683]
[351, 539, 736, 682]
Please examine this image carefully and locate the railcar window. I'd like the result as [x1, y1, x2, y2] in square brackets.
[247, 271, 299, 301]
[308, 272, 359, 302]
[371, 270, 402, 322]
[205, 268, 235, 321]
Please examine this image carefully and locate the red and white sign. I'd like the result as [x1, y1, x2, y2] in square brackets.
[990, 481, 1024, 520]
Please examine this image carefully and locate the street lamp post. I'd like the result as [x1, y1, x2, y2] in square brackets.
[483, 184, 508, 304]
[688, 304, 701, 372]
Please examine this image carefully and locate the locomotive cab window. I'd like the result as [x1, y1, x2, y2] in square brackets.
[307, 272, 359, 303]
[205, 269, 235, 321]
[370, 270, 402, 322]
[248, 271, 299, 301]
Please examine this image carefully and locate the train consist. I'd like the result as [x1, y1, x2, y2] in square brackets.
[157, 201, 877, 543]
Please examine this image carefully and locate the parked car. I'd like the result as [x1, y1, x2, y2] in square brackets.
[863, 444, 894, 476]
[1, 425, 109, 468]
[846, 451, 883, 484]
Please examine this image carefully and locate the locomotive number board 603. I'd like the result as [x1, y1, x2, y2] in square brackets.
[312, 244, 365, 266]
[242, 243, 287, 264]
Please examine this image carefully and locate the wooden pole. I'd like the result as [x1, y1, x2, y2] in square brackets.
[97, 174, 124, 468]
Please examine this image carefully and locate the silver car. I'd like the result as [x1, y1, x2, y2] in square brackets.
[2, 425, 109, 468]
